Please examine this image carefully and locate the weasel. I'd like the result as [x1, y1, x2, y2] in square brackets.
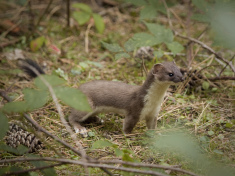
[20, 59, 184, 137]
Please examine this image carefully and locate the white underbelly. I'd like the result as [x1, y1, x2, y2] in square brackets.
[94, 106, 127, 115]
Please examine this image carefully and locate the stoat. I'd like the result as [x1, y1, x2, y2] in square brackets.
[20, 59, 184, 137]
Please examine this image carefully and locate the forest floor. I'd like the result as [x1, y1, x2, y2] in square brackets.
[0, 0, 234, 175]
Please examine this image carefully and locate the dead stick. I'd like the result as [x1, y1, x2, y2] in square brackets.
[36, 0, 53, 27]
[175, 32, 235, 73]
[66, 0, 70, 27]
[208, 76, 235, 81]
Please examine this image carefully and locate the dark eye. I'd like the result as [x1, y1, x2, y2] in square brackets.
[169, 73, 174, 77]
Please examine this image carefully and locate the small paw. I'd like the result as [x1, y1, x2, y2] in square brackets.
[74, 127, 88, 138]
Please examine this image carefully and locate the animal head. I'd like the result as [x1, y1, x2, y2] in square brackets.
[152, 61, 184, 84]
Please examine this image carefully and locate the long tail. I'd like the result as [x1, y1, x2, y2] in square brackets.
[19, 59, 45, 78]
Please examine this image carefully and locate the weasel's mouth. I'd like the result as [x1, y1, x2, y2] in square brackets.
[173, 79, 184, 84]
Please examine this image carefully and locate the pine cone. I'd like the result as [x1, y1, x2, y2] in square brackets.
[6, 122, 44, 152]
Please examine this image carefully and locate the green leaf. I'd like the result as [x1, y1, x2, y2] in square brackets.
[154, 50, 164, 58]
[72, 3, 92, 13]
[208, 131, 214, 136]
[115, 52, 130, 60]
[86, 61, 103, 68]
[3, 166, 29, 176]
[88, 131, 95, 137]
[30, 36, 46, 52]
[166, 41, 184, 55]
[16, 145, 29, 155]
[92, 140, 114, 149]
[124, 33, 161, 52]
[34, 75, 66, 90]
[202, 81, 210, 90]
[140, 5, 157, 20]
[225, 123, 233, 128]
[114, 148, 124, 157]
[0, 167, 9, 175]
[0, 112, 9, 140]
[213, 149, 223, 155]
[23, 88, 49, 111]
[54, 86, 91, 112]
[27, 154, 57, 176]
[79, 62, 89, 70]
[122, 153, 135, 162]
[72, 11, 91, 25]
[0, 144, 28, 155]
[55, 68, 68, 81]
[2, 101, 28, 113]
[102, 42, 124, 52]
[218, 134, 224, 140]
[92, 13, 105, 34]
[145, 23, 174, 43]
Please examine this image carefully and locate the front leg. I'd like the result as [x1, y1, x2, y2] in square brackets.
[145, 116, 157, 129]
[123, 115, 139, 134]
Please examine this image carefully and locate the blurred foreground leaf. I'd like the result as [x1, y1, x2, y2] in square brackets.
[0, 112, 9, 140]
[54, 86, 91, 112]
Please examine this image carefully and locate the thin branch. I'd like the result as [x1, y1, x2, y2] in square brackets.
[0, 38, 21, 48]
[0, 20, 22, 39]
[85, 23, 93, 53]
[219, 55, 235, 76]
[0, 157, 169, 176]
[161, 0, 173, 28]
[208, 76, 235, 81]
[66, 0, 70, 27]
[175, 32, 235, 73]
[36, 0, 53, 27]
[0, 156, 200, 176]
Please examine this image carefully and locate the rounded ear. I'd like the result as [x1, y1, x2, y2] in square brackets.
[152, 63, 164, 75]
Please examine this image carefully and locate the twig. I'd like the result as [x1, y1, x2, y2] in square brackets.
[175, 32, 235, 73]
[3, 163, 62, 176]
[97, 160, 199, 176]
[219, 55, 235, 76]
[195, 103, 210, 134]
[208, 76, 235, 81]
[0, 38, 21, 48]
[0, 153, 200, 176]
[28, 0, 34, 32]
[66, 0, 70, 27]
[36, 0, 53, 27]
[141, 56, 148, 76]
[0, 20, 22, 39]
[85, 23, 93, 53]
[0, 157, 169, 176]
[161, 0, 173, 29]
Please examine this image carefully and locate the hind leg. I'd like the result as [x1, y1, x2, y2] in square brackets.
[69, 109, 96, 137]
